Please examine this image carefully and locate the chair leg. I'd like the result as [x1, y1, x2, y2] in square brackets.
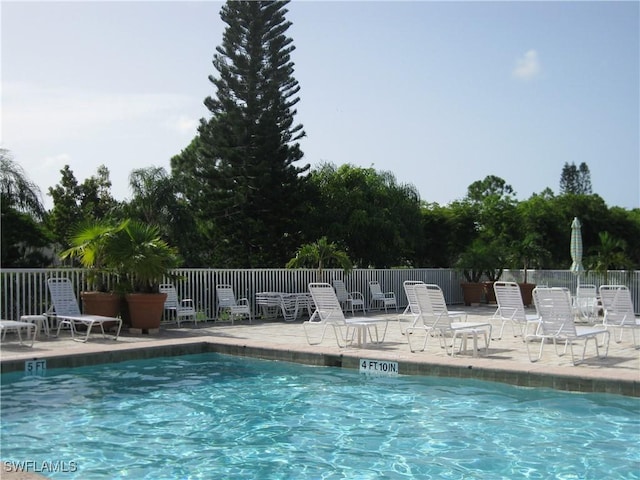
[76, 322, 92, 343]
[496, 320, 506, 340]
[303, 322, 329, 345]
[525, 335, 545, 362]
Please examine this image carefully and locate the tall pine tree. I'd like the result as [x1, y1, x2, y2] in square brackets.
[176, 1, 308, 267]
[560, 162, 592, 195]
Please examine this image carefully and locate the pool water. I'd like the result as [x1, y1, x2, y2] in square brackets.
[1, 353, 639, 479]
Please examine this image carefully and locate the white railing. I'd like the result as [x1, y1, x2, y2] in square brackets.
[1, 268, 638, 321]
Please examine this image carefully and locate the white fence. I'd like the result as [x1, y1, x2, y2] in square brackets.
[1, 268, 638, 321]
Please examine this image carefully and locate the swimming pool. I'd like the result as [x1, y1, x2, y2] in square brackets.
[1, 353, 638, 479]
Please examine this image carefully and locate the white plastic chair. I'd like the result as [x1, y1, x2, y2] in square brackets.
[332, 279, 366, 315]
[574, 284, 599, 323]
[0, 320, 36, 347]
[397, 280, 424, 335]
[159, 284, 198, 327]
[47, 278, 122, 342]
[492, 281, 540, 340]
[529, 287, 610, 365]
[406, 283, 492, 357]
[599, 285, 640, 347]
[305, 283, 388, 348]
[216, 284, 252, 324]
[368, 280, 397, 312]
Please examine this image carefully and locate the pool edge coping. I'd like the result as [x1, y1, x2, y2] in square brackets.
[1, 337, 638, 397]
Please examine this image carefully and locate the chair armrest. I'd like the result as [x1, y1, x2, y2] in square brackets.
[238, 298, 250, 306]
[180, 299, 194, 308]
[350, 291, 365, 301]
[449, 312, 468, 322]
[495, 306, 517, 320]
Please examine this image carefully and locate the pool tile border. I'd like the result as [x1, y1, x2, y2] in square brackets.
[2, 338, 637, 397]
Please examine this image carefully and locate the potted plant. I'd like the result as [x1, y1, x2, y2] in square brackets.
[509, 234, 549, 306]
[455, 239, 488, 306]
[60, 220, 126, 319]
[482, 240, 506, 305]
[107, 220, 180, 331]
[483, 269, 502, 305]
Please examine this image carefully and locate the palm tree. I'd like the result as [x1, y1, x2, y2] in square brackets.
[60, 220, 128, 291]
[286, 237, 352, 281]
[107, 220, 180, 293]
[588, 231, 630, 283]
[0, 149, 45, 218]
[1, 149, 51, 266]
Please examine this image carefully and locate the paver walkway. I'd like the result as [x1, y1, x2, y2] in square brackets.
[1, 306, 638, 396]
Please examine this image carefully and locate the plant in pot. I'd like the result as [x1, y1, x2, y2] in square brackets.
[107, 220, 180, 331]
[455, 239, 489, 306]
[509, 234, 550, 306]
[60, 220, 127, 319]
[482, 240, 507, 305]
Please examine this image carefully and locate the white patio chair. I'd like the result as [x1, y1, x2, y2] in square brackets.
[397, 280, 424, 335]
[529, 287, 610, 365]
[406, 283, 491, 356]
[599, 285, 640, 347]
[492, 281, 540, 340]
[0, 320, 36, 347]
[159, 283, 198, 327]
[574, 284, 599, 323]
[368, 280, 397, 312]
[216, 284, 252, 324]
[47, 278, 122, 342]
[332, 279, 366, 315]
[305, 283, 388, 348]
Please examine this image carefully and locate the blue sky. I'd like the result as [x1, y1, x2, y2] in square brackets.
[2, 1, 639, 210]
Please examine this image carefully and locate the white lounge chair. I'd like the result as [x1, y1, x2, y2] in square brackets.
[332, 279, 366, 315]
[368, 280, 397, 312]
[0, 320, 36, 347]
[529, 287, 610, 365]
[599, 285, 640, 347]
[159, 283, 198, 327]
[216, 284, 252, 324]
[305, 283, 388, 348]
[574, 284, 599, 323]
[492, 281, 540, 340]
[397, 280, 424, 335]
[406, 283, 492, 356]
[47, 278, 122, 342]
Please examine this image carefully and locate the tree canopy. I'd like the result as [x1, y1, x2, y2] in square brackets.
[560, 162, 592, 195]
[2, 2, 638, 274]
[0, 149, 51, 267]
[173, 0, 309, 268]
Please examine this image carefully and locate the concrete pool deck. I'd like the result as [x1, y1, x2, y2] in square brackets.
[1, 305, 639, 397]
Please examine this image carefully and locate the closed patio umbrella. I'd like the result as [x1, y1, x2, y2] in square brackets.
[570, 217, 584, 287]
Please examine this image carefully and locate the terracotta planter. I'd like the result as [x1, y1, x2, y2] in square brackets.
[460, 283, 484, 306]
[518, 283, 536, 307]
[81, 291, 121, 330]
[483, 281, 497, 304]
[125, 293, 167, 330]
[81, 292, 121, 317]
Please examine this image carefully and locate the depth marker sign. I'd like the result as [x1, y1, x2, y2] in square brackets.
[359, 359, 398, 376]
[25, 359, 46, 375]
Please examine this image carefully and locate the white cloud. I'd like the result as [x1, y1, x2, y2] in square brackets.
[163, 115, 200, 136]
[2, 82, 199, 143]
[42, 153, 72, 170]
[512, 49, 541, 80]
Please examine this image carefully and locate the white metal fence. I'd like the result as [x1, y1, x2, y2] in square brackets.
[1, 268, 638, 321]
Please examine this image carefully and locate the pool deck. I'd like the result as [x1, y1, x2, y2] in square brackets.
[1, 305, 639, 397]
